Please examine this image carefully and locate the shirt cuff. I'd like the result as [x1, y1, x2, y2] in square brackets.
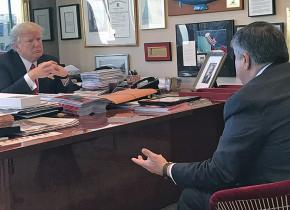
[61, 77, 70, 86]
[24, 73, 37, 91]
[168, 163, 177, 185]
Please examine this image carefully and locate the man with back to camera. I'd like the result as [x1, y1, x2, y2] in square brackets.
[0, 21, 77, 94]
[132, 21, 290, 210]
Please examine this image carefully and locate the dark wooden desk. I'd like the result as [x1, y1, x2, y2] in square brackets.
[0, 101, 224, 210]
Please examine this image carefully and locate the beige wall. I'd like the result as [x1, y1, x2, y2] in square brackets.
[56, 0, 290, 85]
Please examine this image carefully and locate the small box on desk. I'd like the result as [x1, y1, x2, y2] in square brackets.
[179, 85, 242, 102]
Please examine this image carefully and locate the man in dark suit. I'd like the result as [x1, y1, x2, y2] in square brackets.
[0, 21, 76, 94]
[132, 22, 290, 210]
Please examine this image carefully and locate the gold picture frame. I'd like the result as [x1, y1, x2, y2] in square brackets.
[82, 0, 137, 46]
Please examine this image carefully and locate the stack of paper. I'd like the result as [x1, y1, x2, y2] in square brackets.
[0, 93, 40, 109]
[134, 103, 191, 115]
[0, 113, 20, 137]
[18, 117, 79, 136]
[41, 89, 157, 116]
[42, 94, 109, 116]
[0, 113, 14, 123]
[81, 69, 125, 90]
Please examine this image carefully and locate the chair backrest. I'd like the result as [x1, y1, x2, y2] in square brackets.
[210, 179, 290, 210]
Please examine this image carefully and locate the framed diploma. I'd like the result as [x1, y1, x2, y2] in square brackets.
[144, 42, 171, 61]
[82, 0, 137, 46]
[248, 0, 275, 17]
[59, 4, 81, 40]
[32, 8, 53, 41]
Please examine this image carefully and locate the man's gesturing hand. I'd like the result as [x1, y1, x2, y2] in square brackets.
[131, 148, 167, 176]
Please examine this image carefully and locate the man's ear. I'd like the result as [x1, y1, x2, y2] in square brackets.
[13, 43, 19, 52]
[242, 52, 251, 70]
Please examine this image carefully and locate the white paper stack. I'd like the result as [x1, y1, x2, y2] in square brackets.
[81, 69, 125, 90]
[0, 93, 41, 109]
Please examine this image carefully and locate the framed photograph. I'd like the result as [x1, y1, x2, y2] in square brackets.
[287, 8, 290, 55]
[82, 0, 137, 46]
[144, 42, 171, 61]
[176, 20, 235, 77]
[59, 4, 81, 40]
[248, 0, 275, 17]
[32, 8, 53, 41]
[235, 22, 284, 33]
[193, 52, 227, 90]
[197, 53, 207, 68]
[95, 54, 129, 74]
[273, 22, 284, 34]
[139, 0, 165, 30]
[234, 24, 245, 32]
[168, 0, 244, 16]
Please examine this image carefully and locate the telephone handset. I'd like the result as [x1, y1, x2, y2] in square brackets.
[131, 77, 159, 89]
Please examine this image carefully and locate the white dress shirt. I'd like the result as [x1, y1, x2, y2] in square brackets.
[20, 56, 38, 91]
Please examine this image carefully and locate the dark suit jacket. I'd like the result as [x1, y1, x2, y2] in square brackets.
[0, 50, 75, 94]
[172, 62, 290, 192]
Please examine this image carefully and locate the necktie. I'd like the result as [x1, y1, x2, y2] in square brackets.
[30, 64, 39, 95]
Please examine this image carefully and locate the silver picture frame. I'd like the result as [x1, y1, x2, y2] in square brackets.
[193, 52, 227, 90]
[95, 54, 129, 75]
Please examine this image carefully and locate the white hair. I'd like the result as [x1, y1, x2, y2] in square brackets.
[10, 22, 43, 49]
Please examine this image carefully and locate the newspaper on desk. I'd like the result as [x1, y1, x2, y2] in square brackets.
[18, 117, 79, 136]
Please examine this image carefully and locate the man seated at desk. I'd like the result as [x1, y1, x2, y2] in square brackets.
[132, 21, 290, 210]
[0, 21, 76, 94]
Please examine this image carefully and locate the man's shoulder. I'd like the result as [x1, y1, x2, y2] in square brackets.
[0, 49, 19, 64]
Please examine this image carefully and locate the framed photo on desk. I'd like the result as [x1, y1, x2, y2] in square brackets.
[193, 52, 227, 90]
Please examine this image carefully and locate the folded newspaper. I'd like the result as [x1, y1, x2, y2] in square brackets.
[18, 117, 79, 136]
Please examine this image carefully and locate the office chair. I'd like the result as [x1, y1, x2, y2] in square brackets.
[209, 179, 290, 210]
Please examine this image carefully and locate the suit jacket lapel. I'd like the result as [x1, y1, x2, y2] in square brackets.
[10, 50, 28, 81]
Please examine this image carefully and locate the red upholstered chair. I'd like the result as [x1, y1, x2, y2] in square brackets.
[209, 179, 290, 210]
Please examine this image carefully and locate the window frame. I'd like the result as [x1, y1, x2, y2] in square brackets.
[0, 0, 29, 52]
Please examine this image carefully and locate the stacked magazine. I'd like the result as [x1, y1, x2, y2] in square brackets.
[42, 94, 109, 116]
[0, 113, 20, 137]
[81, 69, 125, 90]
[41, 89, 157, 116]
[18, 117, 79, 136]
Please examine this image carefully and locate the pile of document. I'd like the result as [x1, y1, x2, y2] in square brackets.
[41, 89, 158, 116]
[0, 113, 14, 123]
[0, 113, 20, 137]
[41, 93, 109, 116]
[134, 103, 191, 115]
[18, 117, 79, 136]
[0, 93, 40, 109]
[81, 69, 125, 90]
